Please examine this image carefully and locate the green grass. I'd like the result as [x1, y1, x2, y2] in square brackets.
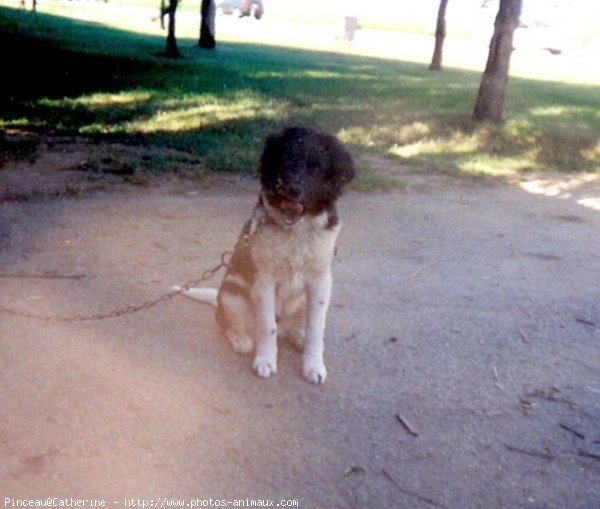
[1, 5, 599, 185]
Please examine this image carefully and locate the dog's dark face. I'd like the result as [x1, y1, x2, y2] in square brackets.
[259, 127, 355, 227]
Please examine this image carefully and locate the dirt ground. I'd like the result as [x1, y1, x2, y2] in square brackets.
[1, 138, 599, 508]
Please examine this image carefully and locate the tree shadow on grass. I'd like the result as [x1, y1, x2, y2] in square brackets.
[1, 6, 598, 176]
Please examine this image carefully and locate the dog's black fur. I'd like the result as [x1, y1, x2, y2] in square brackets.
[259, 126, 355, 228]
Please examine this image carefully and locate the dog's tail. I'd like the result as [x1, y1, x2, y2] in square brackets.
[173, 286, 218, 307]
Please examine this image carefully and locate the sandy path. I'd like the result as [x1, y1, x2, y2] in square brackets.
[1, 142, 599, 508]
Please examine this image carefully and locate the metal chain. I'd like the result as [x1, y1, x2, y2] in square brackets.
[0, 251, 231, 323]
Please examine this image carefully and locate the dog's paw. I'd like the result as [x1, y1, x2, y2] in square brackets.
[253, 356, 277, 379]
[225, 331, 254, 355]
[303, 359, 327, 385]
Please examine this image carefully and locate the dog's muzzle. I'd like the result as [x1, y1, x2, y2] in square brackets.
[264, 191, 305, 226]
[279, 199, 305, 225]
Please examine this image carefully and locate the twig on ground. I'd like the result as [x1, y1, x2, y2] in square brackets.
[575, 316, 596, 326]
[525, 388, 577, 410]
[518, 397, 536, 414]
[382, 468, 447, 508]
[0, 272, 85, 280]
[504, 443, 555, 460]
[343, 466, 366, 477]
[493, 367, 505, 390]
[518, 327, 533, 342]
[559, 423, 586, 441]
[395, 413, 419, 437]
[578, 450, 600, 460]
[403, 260, 442, 282]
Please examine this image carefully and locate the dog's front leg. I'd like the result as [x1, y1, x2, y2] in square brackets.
[303, 273, 332, 384]
[251, 277, 278, 378]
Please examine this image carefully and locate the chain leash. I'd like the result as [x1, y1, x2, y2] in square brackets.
[0, 251, 231, 323]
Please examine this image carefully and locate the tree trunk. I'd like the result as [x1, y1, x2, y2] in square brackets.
[199, 0, 216, 49]
[165, 0, 181, 58]
[160, 0, 166, 29]
[473, 0, 522, 122]
[429, 0, 449, 71]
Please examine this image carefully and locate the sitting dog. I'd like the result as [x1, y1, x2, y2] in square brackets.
[182, 127, 355, 384]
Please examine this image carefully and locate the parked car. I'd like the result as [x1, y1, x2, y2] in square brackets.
[218, 0, 264, 19]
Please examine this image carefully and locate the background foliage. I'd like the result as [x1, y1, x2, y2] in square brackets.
[1, 3, 599, 180]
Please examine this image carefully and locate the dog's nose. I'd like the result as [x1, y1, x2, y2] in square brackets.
[280, 200, 304, 215]
[285, 185, 303, 201]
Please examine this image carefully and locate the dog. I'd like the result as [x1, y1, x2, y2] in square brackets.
[181, 127, 355, 384]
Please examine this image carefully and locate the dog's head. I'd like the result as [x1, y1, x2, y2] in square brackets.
[259, 127, 355, 227]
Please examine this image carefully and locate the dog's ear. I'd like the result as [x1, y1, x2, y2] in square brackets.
[259, 132, 283, 180]
[322, 134, 355, 185]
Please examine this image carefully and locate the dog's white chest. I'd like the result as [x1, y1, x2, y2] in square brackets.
[250, 213, 339, 285]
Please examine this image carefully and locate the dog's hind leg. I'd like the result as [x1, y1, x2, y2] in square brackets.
[225, 329, 254, 355]
[217, 293, 255, 355]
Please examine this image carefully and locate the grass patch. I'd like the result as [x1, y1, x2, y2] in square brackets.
[0, 132, 39, 166]
[1, 5, 599, 181]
